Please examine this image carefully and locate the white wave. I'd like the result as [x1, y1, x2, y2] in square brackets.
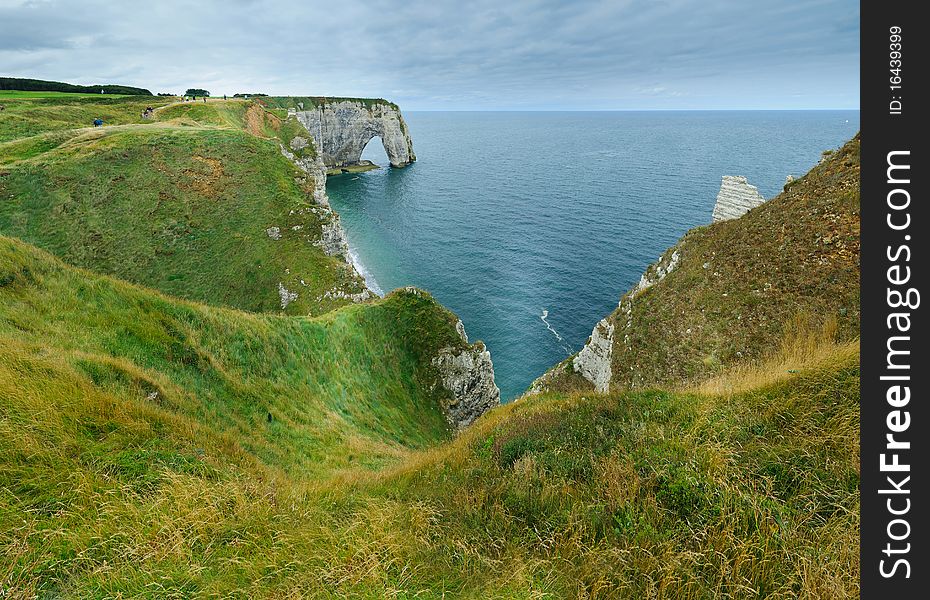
[347, 246, 384, 297]
[540, 309, 573, 355]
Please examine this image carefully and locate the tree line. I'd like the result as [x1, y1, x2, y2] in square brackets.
[0, 77, 152, 95]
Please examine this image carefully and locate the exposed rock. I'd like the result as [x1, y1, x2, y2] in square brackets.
[321, 288, 373, 303]
[266, 226, 281, 240]
[278, 143, 329, 207]
[539, 245, 681, 395]
[433, 340, 500, 429]
[711, 175, 766, 222]
[278, 283, 298, 309]
[633, 249, 680, 295]
[318, 215, 349, 257]
[455, 320, 468, 343]
[294, 100, 415, 168]
[572, 318, 614, 393]
[274, 99, 421, 309]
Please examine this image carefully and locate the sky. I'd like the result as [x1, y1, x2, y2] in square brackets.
[0, 0, 859, 110]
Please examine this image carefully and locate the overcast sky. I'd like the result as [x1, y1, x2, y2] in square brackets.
[1, 0, 859, 110]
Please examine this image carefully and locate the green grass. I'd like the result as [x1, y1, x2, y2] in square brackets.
[258, 96, 400, 112]
[0, 101, 363, 316]
[380, 338, 860, 597]
[0, 90, 132, 99]
[0, 235, 858, 596]
[0, 95, 174, 142]
[155, 101, 251, 130]
[0, 234, 465, 471]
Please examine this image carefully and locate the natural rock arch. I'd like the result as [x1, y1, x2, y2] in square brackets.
[360, 134, 389, 164]
[294, 100, 416, 169]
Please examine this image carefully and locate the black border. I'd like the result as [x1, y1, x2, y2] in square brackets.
[861, 1, 927, 596]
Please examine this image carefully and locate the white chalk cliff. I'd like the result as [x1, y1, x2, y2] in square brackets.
[572, 319, 614, 393]
[293, 100, 416, 169]
[711, 175, 766, 223]
[420, 293, 500, 428]
[433, 343, 500, 429]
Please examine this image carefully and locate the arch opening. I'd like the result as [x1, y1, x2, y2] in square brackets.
[360, 135, 390, 167]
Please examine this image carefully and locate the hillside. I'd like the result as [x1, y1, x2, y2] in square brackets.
[1, 234, 858, 598]
[534, 134, 860, 396]
[0, 96, 368, 315]
[0, 234, 475, 470]
[0, 232, 858, 597]
[0, 95, 174, 142]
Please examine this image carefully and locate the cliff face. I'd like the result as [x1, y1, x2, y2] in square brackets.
[293, 100, 416, 169]
[571, 319, 614, 392]
[433, 343, 501, 429]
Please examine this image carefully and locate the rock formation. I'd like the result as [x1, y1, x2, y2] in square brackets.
[433, 343, 501, 429]
[569, 245, 683, 393]
[293, 100, 415, 169]
[572, 318, 614, 393]
[711, 175, 766, 222]
[431, 316, 500, 429]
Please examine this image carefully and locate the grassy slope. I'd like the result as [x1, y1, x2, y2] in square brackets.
[377, 338, 859, 598]
[0, 234, 465, 469]
[0, 236, 858, 596]
[0, 95, 173, 143]
[0, 235, 480, 596]
[0, 98, 362, 316]
[539, 135, 860, 395]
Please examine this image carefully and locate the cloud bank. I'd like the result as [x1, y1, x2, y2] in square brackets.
[0, 0, 860, 109]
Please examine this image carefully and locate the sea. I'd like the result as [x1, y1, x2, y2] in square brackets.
[326, 110, 860, 401]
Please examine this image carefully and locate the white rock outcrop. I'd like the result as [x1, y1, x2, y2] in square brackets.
[572, 318, 614, 393]
[278, 283, 298, 309]
[633, 250, 680, 295]
[432, 337, 500, 429]
[318, 216, 350, 258]
[294, 100, 415, 169]
[560, 245, 683, 394]
[711, 175, 766, 223]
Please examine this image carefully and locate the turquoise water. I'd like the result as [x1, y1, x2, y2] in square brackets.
[326, 111, 860, 400]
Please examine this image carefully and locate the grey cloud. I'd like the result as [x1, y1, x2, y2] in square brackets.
[0, 0, 859, 109]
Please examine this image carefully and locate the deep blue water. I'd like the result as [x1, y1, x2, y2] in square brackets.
[326, 111, 860, 400]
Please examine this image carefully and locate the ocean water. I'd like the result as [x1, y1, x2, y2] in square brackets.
[326, 111, 860, 400]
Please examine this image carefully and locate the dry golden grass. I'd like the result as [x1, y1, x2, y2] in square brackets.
[691, 313, 857, 397]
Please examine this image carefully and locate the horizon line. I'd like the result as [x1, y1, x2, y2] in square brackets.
[402, 107, 861, 112]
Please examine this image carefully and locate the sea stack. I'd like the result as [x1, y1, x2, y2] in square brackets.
[711, 175, 766, 222]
